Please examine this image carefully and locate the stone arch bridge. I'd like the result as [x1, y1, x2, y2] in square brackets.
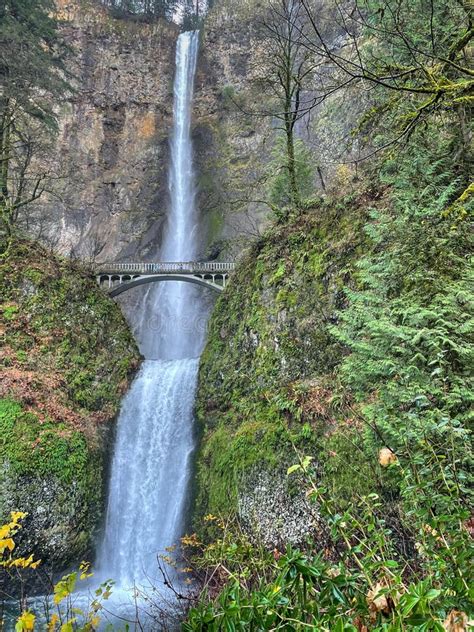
[96, 262, 235, 296]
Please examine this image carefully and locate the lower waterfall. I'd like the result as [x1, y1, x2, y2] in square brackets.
[98, 358, 199, 585]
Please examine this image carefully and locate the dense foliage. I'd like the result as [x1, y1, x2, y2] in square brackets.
[184, 519, 471, 630]
[300, 0, 473, 154]
[98, 0, 206, 21]
[190, 169, 472, 628]
[186, 0, 473, 629]
[98, 0, 179, 19]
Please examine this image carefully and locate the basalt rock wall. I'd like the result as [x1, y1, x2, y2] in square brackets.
[36, 1, 179, 262]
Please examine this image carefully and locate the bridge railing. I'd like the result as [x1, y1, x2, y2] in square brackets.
[99, 262, 236, 274]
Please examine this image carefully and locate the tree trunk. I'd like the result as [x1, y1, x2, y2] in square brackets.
[0, 101, 12, 232]
[285, 117, 299, 211]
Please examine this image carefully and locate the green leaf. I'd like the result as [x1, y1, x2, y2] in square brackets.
[425, 588, 441, 601]
[301, 455, 314, 470]
[401, 594, 421, 615]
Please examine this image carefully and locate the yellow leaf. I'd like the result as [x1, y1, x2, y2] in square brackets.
[15, 611, 35, 631]
[53, 573, 77, 605]
[9, 558, 27, 568]
[71, 608, 84, 616]
[47, 614, 59, 632]
[180, 533, 201, 547]
[79, 561, 93, 580]
[0, 525, 12, 539]
[378, 447, 397, 467]
[20, 555, 33, 568]
[9, 555, 39, 569]
[443, 610, 472, 631]
[367, 582, 391, 614]
[0, 537, 15, 552]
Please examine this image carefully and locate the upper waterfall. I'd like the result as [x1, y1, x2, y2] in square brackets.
[165, 30, 199, 263]
[138, 31, 203, 361]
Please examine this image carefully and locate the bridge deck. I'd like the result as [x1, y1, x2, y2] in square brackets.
[98, 262, 235, 275]
[96, 261, 236, 295]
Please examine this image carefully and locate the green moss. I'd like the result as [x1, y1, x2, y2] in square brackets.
[194, 197, 375, 532]
[319, 428, 379, 510]
[24, 268, 43, 285]
[15, 350, 27, 363]
[1, 239, 139, 415]
[269, 261, 286, 286]
[206, 207, 224, 248]
[0, 398, 92, 487]
[2, 304, 18, 320]
[195, 405, 298, 522]
[275, 286, 298, 307]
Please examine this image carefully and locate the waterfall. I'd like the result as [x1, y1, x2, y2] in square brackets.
[97, 31, 204, 588]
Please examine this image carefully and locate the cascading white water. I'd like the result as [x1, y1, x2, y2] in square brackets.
[97, 31, 204, 588]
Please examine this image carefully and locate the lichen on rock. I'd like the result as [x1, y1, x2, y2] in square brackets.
[238, 466, 323, 550]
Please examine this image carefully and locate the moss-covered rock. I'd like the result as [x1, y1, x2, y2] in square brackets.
[0, 239, 140, 576]
[194, 197, 377, 545]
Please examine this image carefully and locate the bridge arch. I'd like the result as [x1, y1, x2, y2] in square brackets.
[108, 274, 224, 297]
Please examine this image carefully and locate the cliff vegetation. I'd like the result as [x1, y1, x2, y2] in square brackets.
[0, 239, 140, 577]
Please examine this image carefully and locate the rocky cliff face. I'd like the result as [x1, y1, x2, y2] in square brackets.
[31, 0, 361, 265]
[34, 2, 179, 262]
[193, 1, 273, 257]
